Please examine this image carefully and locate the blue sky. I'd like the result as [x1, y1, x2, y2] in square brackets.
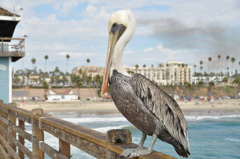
[2, 0, 240, 73]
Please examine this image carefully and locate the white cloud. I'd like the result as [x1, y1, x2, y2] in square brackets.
[3, 0, 240, 73]
[144, 47, 154, 52]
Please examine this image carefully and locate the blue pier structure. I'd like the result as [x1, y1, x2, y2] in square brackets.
[0, 6, 25, 103]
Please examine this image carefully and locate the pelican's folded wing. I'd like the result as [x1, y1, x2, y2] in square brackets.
[130, 73, 189, 150]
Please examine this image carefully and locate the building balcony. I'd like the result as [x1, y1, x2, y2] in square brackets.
[0, 37, 25, 62]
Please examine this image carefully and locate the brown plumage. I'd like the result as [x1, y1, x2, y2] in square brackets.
[110, 70, 190, 157]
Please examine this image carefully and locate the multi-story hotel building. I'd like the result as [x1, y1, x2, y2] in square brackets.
[72, 60, 192, 85]
[72, 65, 105, 79]
[125, 60, 192, 85]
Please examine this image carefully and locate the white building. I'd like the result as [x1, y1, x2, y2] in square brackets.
[192, 75, 228, 85]
[46, 89, 78, 101]
[72, 65, 104, 78]
[72, 61, 192, 86]
[125, 60, 192, 85]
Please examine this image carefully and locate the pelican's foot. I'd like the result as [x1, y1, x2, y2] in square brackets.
[120, 148, 152, 158]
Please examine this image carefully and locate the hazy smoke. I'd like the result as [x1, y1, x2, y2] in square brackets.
[137, 17, 240, 59]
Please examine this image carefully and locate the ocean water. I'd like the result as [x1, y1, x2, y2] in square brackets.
[24, 111, 240, 159]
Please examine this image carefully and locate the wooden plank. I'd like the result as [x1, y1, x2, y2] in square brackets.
[0, 133, 20, 159]
[0, 116, 8, 125]
[39, 142, 69, 159]
[38, 115, 107, 147]
[59, 139, 70, 158]
[0, 103, 32, 118]
[32, 109, 44, 159]
[0, 108, 8, 155]
[8, 107, 32, 124]
[40, 122, 108, 159]
[7, 130, 33, 159]
[0, 145, 7, 159]
[8, 121, 32, 142]
[0, 104, 8, 113]
[8, 103, 17, 158]
[0, 37, 24, 40]
[18, 119, 24, 159]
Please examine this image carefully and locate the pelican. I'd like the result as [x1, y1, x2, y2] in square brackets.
[101, 10, 190, 158]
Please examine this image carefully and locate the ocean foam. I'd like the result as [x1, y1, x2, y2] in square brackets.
[225, 138, 240, 142]
[185, 114, 240, 121]
[94, 125, 130, 133]
[62, 117, 127, 124]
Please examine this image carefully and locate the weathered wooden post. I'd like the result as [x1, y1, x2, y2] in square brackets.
[32, 108, 44, 159]
[18, 118, 25, 159]
[106, 129, 132, 159]
[0, 100, 6, 156]
[0, 101, 8, 157]
[7, 103, 17, 159]
[59, 139, 70, 158]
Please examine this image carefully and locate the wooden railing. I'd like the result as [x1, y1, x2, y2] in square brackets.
[0, 100, 175, 159]
[0, 37, 25, 59]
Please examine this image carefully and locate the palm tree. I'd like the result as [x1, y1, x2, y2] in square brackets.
[208, 81, 214, 95]
[185, 82, 192, 96]
[31, 58, 36, 70]
[86, 58, 90, 65]
[200, 66, 203, 81]
[42, 81, 49, 96]
[135, 64, 139, 73]
[239, 61, 240, 77]
[225, 55, 230, 76]
[166, 64, 169, 85]
[193, 64, 196, 76]
[199, 60, 203, 80]
[222, 77, 228, 96]
[231, 57, 235, 76]
[94, 74, 102, 89]
[208, 57, 212, 82]
[44, 55, 49, 72]
[217, 55, 221, 84]
[197, 81, 204, 87]
[78, 69, 82, 77]
[66, 54, 70, 74]
[76, 79, 82, 99]
[232, 78, 240, 97]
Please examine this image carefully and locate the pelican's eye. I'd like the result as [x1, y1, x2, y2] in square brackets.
[112, 23, 117, 28]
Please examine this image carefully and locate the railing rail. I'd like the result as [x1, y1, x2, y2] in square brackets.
[0, 100, 175, 159]
[0, 37, 25, 54]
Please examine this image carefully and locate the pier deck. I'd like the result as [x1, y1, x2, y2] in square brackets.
[0, 101, 176, 159]
[0, 151, 4, 159]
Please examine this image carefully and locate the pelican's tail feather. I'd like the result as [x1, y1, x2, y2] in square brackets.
[174, 145, 190, 158]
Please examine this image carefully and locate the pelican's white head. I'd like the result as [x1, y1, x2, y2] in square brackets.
[101, 10, 136, 95]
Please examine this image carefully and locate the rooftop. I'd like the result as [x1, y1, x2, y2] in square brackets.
[0, 6, 20, 17]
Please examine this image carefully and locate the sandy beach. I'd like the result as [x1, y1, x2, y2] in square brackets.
[16, 99, 240, 116]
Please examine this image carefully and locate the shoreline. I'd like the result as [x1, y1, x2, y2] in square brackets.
[15, 99, 240, 116]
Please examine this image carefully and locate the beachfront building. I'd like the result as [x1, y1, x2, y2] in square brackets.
[46, 89, 78, 101]
[192, 76, 226, 85]
[0, 6, 25, 103]
[125, 60, 192, 85]
[72, 65, 104, 78]
[72, 61, 192, 86]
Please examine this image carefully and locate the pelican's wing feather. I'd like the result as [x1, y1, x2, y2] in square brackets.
[130, 73, 189, 149]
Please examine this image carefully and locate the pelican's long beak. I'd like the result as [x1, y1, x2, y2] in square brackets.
[101, 24, 126, 95]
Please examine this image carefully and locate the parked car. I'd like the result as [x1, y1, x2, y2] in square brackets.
[194, 96, 200, 99]
[199, 96, 206, 101]
[223, 96, 230, 99]
[229, 96, 238, 99]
